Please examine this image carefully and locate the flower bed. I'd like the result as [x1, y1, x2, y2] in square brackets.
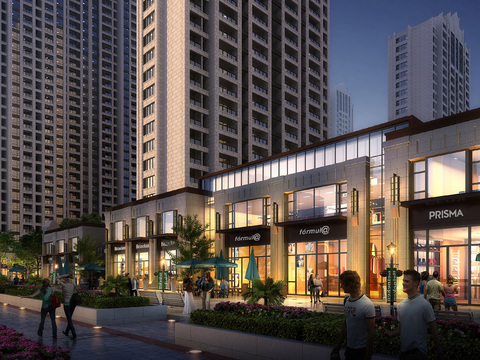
[0, 324, 70, 359]
[191, 302, 480, 358]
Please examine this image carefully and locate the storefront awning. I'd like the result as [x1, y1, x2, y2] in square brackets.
[275, 215, 347, 227]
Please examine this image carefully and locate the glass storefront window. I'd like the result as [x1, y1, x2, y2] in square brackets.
[289, 184, 338, 221]
[136, 216, 147, 237]
[114, 254, 125, 277]
[230, 198, 269, 228]
[161, 211, 176, 234]
[230, 245, 271, 290]
[427, 151, 466, 198]
[135, 252, 149, 277]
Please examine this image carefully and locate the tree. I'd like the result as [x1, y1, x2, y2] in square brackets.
[59, 212, 103, 228]
[73, 235, 104, 267]
[242, 277, 286, 306]
[168, 214, 214, 273]
[102, 275, 129, 296]
[0, 231, 16, 268]
[16, 230, 43, 275]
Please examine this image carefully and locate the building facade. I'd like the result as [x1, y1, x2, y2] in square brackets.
[329, 83, 353, 137]
[388, 12, 470, 122]
[137, 0, 330, 197]
[1, 0, 137, 235]
[105, 108, 480, 305]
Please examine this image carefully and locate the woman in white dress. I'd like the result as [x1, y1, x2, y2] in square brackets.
[183, 273, 196, 315]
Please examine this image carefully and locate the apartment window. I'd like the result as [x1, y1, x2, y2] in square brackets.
[396, 98, 407, 106]
[396, 80, 407, 88]
[143, 66, 155, 82]
[396, 44, 407, 52]
[396, 61, 407, 70]
[396, 70, 407, 79]
[143, 103, 155, 117]
[396, 34, 407, 43]
[396, 89, 407, 98]
[143, 176, 155, 189]
[143, 30, 154, 46]
[143, 139, 154, 153]
[143, 84, 154, 99]
[143, 11, 154, 29]
[135, 216, 148, 237]
[473, 150, 480, 191]
[396, 52, 407, 61]
[395, 107, 408, 115]
[143, 0, 154, 11]
[143, 48, 155, 64]
[143, 157, 155, 171]
[143, 120, 155, 135]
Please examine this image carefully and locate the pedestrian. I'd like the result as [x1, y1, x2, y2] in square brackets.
[313, 274, 324, 304]
[8, 276, 13, 285]
[201, 272, 214, 310]
[194, 276, 202, 296]
[131, 275, 139, 296]
[98, 276, 105, 288]
[424, 270, 445, 311]
[443, 275, 459, 311]
[57, 273, 77, 339]
[125, 273, 133, 296]
[419, 271, 429, 296]
[13, 275, 19, 285]
[386, 269, 445, 360]
[183, 273, 196, 315]
[24, 278, 59, 338]
[219, 277, 229, 298]
[331, 270, 375, 360]
[308, 274, 314, 303]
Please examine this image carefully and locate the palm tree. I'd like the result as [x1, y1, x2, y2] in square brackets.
[102, 275, 129, 296]
[242, 277, 286, 306]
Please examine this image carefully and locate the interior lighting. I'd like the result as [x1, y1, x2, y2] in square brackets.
[3, 303, 7, 306]
[19, 307, 25, 310]
[188, 350, 202, 354]
[56, 315, 61, 318]
[168, 319, 176, 323]
[92, 326, 102, 329]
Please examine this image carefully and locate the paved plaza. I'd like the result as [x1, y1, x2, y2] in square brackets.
[1, 294, 479, 360]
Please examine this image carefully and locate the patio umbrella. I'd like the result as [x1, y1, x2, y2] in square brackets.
[245, 248, 260, 280]
[8, 266, 26, 273]
[77, 263, 105, 271]
[215, 249, 228, 280]
[57, 258, 64, 274]
[197, 257, 238, 269]
[63, 256, 72, 275]
[175, 258, 202, 269]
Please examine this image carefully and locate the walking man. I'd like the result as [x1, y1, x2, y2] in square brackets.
[386, 269, 445, 360]
[424, 270, 444, 311]
[331, 270, 375, 360]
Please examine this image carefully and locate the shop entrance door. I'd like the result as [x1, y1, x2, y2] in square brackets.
[439, 245, 468, 304]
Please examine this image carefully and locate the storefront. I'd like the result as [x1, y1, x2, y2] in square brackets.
[222, 227, 271, 291]
[282, 218, 347, 296]
[403, 195, 480, 305]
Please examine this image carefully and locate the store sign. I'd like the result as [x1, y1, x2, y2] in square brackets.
[285, 220, 346, 242]
[226, 229, 270, 247]
[136, 243, 149, 250]
[114, 246, 125, 252]
[411, 202, 479, 228]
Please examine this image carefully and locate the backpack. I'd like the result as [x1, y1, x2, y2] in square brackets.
[197, 277, 205, 290]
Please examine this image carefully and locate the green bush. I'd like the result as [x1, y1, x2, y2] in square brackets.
[80, 295, 150, 309]
[0, 274, 8, 284]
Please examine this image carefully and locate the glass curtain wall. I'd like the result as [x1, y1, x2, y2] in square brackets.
[230, 245, 271, 290]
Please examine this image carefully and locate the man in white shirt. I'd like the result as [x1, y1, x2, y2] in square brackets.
[386, 269, 445, 360]
[331, 270, 375, 360]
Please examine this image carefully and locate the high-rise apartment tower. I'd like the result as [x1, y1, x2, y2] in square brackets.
[329, 83, 353, 137]
[138, 0, 330, 197]
[1, 0, 137, 235]
[388, 12, 470, 122]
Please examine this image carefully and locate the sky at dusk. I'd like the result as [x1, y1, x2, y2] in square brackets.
[330, 0, 480, 130]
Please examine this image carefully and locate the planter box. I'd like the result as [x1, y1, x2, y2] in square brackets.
[0, 293, 167, 326]
[175, 323, 396, 360]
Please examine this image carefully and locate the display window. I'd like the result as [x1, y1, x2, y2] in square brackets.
[226, 198, 270, 229]
[414, 226, 480, 305]
[135, 252, 149, 278]
[287, 239, 346, 296]
[114, 254, 125, 277]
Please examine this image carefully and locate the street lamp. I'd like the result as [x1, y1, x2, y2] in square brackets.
[386, 242, 397, 316]
[161, 259, 165, 293]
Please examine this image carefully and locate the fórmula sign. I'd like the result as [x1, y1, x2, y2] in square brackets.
[235, 233, 261, 242]
[299, 226, 330, 236]
[428, 209, 464, 220]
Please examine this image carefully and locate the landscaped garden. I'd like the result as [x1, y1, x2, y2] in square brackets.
[0, 324, 70, 359]
[190, 301, 480, 359]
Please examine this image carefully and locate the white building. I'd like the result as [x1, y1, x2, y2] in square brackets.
[330, 83, 353, 137]
[388, 12, 470, 122]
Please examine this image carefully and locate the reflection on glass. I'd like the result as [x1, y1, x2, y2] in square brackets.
[325, 144, 335, 165]
[288, 155, 296, 175]
[114, 221, 124, 241]
[336, 141, 346, 163]
[136, 216, 147, 237]
[427, 151, 465, 197]
[306, 150, 315, 170]
[347, 138, 357, 160]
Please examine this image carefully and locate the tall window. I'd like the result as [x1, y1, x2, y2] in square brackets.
[159, 210, 177, 234]
[226, 198, 270, 229]
[286, 184, 339, 221]
[473, 150, 480, 191]
[136, 216, 147, 237]
[114, 221, 124, 241]
[427, 151, 465, 197]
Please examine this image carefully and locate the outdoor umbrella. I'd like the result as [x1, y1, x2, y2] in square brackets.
[245, 248, 260, 280]
[215, 249, 228, 280]
[197, 257, 238, 269]
[8, 266, 26, 273]
[175, 258, 202, 269]
[63, 256, 72, 275]
[77, 263, 105, 271]
[57, 259, 64, 274]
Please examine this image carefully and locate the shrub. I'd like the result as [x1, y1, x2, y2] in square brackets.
[25, 274, 43, 286]
[242, 278, 286, 305]
[0, 275, 8, 284]
[213, 301, 316, 319]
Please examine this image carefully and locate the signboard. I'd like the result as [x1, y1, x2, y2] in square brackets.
[410, 201, 480, 228]
[386, 268, 397, 303]
[225, 228, 270, 247]
[158, 270, 168, 291]
[284, 220, 347, 242]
